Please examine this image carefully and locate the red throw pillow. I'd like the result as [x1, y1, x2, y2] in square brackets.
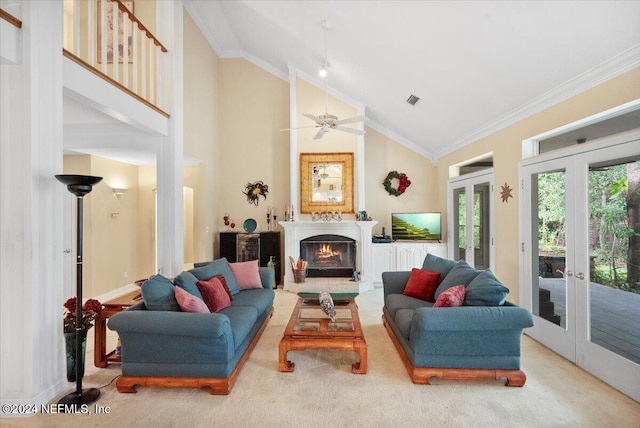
[214, 274, 233, 301]
[196, 276, 231, 312]
[434, 284, 466, 307]
[403, 268, 441, 302]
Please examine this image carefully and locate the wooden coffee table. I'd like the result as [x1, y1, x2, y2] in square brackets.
[278, 297, 367, 374]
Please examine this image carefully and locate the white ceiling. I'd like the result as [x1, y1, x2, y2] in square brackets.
[186, 0, 640, 159]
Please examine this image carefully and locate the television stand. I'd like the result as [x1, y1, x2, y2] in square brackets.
[371, 241, 447, 286]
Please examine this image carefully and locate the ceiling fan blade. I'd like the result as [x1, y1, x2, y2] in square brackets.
[335, 126, 365, 136]
[313, 129, 326, 139]
[303, 113, 321, 124]
[280, 125, 319, 131]
[333, 115, 369, 125]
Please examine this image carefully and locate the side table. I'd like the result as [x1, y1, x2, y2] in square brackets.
[94, 289, 142, 368]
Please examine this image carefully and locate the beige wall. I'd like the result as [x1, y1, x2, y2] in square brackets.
[183, 12, 220, 264]
[364, 127, 438, 235]
[436, 67, 640, 303]
[63, 154, 155, 297]
[217, 58, 290, 254]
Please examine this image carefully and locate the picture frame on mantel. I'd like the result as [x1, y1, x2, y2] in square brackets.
[97, 0, 135, 64]
[300, 152, 354, 214]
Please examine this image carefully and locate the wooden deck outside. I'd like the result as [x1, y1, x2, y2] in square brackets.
[539, 278, 640, 364]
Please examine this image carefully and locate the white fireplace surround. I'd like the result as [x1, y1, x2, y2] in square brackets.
[280, 220, 378, 293]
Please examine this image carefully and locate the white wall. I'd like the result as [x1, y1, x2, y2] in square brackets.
[1, 0, 69, 408]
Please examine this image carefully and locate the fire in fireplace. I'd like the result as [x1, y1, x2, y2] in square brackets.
[300, 234, 356, 278]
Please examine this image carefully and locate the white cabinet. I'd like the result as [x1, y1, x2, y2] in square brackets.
[371, 242, 447, 285]
[372, 244, 395, 284]
[395, 243, 427, 271]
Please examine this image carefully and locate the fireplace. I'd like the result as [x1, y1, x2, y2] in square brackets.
[300, 234, 356, 278]
[280, 220, 377, 292]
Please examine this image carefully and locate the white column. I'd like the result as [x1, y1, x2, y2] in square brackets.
[155, 0, 184, 277]
[288, 66, 299, 219]
[1, 0, 68, 407]
[356, 106, 366, 212]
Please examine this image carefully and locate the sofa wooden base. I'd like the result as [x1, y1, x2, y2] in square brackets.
[382, 314, 526, 387]
[116, 308, 274, 395]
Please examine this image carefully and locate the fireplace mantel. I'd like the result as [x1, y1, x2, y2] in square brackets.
[279, 220, 377, 293]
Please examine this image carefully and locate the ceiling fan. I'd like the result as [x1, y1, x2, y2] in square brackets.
[281, 20, 368, 140]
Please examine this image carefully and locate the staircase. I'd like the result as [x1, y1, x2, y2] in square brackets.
[539, 288, 561, 325]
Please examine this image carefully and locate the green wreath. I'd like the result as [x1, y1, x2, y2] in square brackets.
[383, 170, 411, 197]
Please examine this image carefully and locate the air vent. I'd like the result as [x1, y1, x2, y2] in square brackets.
[406, 94, 420, 106]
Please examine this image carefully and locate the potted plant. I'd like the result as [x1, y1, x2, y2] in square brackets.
[63, 297, 101, 382]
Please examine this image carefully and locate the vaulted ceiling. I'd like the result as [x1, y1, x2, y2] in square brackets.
[186, 0, 640, 159]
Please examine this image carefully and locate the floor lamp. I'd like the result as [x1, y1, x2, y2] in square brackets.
[55, 174, 103, 408]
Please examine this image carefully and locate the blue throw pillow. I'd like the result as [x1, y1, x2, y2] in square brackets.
[141, 274, 180, 311]
[421, 253, 456, 284]
[464, 269, 509, 306]
[189, 257, 240, 295]
[433, 260, 479, 300]
[174, 271, 203, 300]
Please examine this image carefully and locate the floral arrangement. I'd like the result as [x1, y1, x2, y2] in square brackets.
[243, 181, 269, 206]
[63, 297, 102, 334]
[383, 171, 411, 197]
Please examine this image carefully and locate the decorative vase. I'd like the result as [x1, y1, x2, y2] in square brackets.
[64, 331, 87, 383]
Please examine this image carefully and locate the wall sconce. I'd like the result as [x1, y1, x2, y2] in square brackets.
[112, 188, 127, 199]
[111, 188, 127, 217]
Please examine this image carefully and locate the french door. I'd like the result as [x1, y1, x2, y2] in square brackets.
[448, 170, 494, 270]
[520, 132, 640, 401]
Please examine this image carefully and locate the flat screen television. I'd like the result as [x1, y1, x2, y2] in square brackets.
[391, 212, 441, 241]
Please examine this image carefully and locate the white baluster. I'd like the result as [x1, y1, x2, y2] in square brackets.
[132, 24, 138, 93]
[149, 40, 155, 104]
[88, 0, 95, 66]
[112, 0, 119, 81]
[73, 0, 80, 55]
[123, 9, 129, 87]
[100, 0, 107, 72]
[141, 32, 147, 99]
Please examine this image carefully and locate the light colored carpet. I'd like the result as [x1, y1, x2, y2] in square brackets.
[4, 288, 639, 427]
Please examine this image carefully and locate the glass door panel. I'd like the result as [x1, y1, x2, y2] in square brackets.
[449, 171, 494, 270]
[453, 187, 466, 261]
[586, 159, 640, 365]
[473, 183, 491, 270]
[535, 171, 568, 329]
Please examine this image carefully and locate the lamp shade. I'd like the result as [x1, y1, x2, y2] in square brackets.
[55, 175, 103, 196]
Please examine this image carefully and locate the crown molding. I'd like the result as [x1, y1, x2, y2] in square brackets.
[436, 43, 640, 159]
[183, 2, 225, 57]
[287, 63, 366, 111]
[365, 120, 436, 163]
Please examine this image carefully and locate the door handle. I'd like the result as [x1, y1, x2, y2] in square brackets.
[576, 272, 585, 280]
[565, 270, 573, 277]
[63, 249, 71, 254]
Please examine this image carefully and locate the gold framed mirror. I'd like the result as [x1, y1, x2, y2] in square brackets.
[300, 152, 354, 214]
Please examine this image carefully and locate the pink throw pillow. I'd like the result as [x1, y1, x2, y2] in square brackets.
[174, 286, 210, 313]
[229, 260, 262, 290]
[434, 285, 466, 307]
[403, 268, 441, 302]
[196, 277, 231, 312]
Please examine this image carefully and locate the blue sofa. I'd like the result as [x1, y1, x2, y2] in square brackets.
[382, 254, 534, 387]
[108, 258, 274, 395]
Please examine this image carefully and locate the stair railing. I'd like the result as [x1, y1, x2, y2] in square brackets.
[63, 0, 169, 116]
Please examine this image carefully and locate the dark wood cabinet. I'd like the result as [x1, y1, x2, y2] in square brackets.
[219, 231, 282, 285]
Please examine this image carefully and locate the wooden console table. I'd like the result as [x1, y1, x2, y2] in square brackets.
[94, 289, 143, 368]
